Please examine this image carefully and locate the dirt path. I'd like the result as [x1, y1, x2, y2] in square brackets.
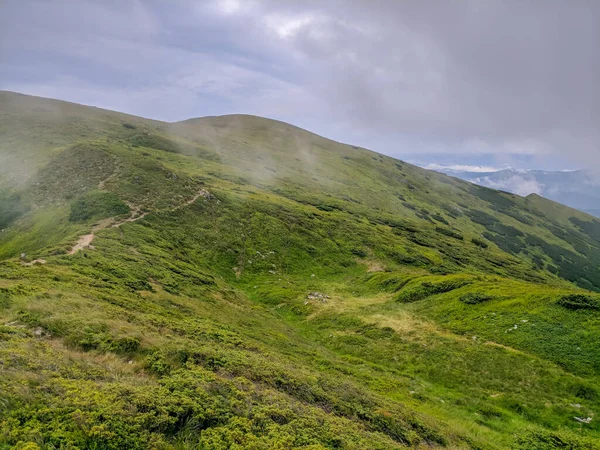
[68, 234, 95, 255]
[21, 258, 47, 266]
[67, 189, 212, 255]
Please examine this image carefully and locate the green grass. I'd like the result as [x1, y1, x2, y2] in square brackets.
[1, 91, 600, 449]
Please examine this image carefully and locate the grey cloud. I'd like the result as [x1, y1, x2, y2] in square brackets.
[1, 0, 598, 170]
[271, 2, 599, 145]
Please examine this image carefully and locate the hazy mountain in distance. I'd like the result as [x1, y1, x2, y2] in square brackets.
[427, 165, 600, 217]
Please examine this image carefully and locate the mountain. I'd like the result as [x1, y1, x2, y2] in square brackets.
[1, 91, 600, 449]
[429, 166, 600, 217]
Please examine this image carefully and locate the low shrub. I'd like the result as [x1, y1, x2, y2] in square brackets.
[397, 277, 471, 303]
[514, 428, 600, 450]
[431, 214, 449, 225]
[69, 190, 130, 222]
[471, 237, 488, 248]
[460, 292, 493, 305]
[557, 294, 600, 311]
[435, 227, 464, 240]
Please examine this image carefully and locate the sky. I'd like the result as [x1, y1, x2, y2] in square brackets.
[1, 0, 599, 172]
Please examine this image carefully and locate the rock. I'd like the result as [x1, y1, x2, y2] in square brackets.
[307, 292, 330, 302]
[198, 189, 215, 200]
[33, 327, 47, 337]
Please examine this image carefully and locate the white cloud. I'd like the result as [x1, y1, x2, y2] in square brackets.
[422, 164, 508, 173]
[480, 175, 544, 196]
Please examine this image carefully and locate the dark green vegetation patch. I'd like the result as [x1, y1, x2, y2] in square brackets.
[471, 237, 488, 248]
[435, 226, 464, 240]
[460, 292, 494, 304]
[557, 293, 600, 311]
[0, 191, 28, 229]
[69, 190, 130, 222]
[397, 276, 472, 303]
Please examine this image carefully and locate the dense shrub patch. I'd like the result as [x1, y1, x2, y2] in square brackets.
[483, 232, 525, 255]
[557, 294, 600, 311]
[69, 190, 130, 222]
[397, 277, 471, 303]
[570, 216, 600, 243]
[471, 237, 488, 248]
[0, 191, 27, 229]
[435, 227, 463, 240]
[469, 185, 516, 210]
[515, 428, 600, 450]
[431, 214, 449, 225]
[460, 292, 493, 304]
[466, 209, 498, 226]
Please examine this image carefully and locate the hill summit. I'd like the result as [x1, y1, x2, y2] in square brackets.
[1, 91, 600, 449]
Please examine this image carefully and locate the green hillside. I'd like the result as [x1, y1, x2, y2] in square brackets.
[1, 91, 600, 449]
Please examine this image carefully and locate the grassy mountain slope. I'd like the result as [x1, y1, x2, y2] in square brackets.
[1, 91, 600, 449]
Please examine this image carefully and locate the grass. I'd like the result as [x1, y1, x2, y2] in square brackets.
[1, 91, 600, 448]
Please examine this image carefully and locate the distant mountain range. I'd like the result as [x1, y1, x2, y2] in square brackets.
[426, 165, 600, 217]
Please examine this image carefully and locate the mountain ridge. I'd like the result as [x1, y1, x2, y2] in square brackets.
[1, 92, 600, 449]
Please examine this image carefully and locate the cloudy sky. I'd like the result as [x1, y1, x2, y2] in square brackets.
[1, 0, 598, 172]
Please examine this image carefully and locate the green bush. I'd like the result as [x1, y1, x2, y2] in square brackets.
[514, 428, 600, 450]
[557, 294, 600, 311]
[466, 209, 498, 226]
[471, 237, 488, 248]
[111, 336, 141, 354]
[397, 277, 471, 303]
[460, 292, 493, 305]
[435, 227, 463, 240]
[69, 190, 130, 222]
[431, 214, 449, 225]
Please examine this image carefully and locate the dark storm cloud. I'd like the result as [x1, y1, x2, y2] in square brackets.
[0, 0, 598, 169]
